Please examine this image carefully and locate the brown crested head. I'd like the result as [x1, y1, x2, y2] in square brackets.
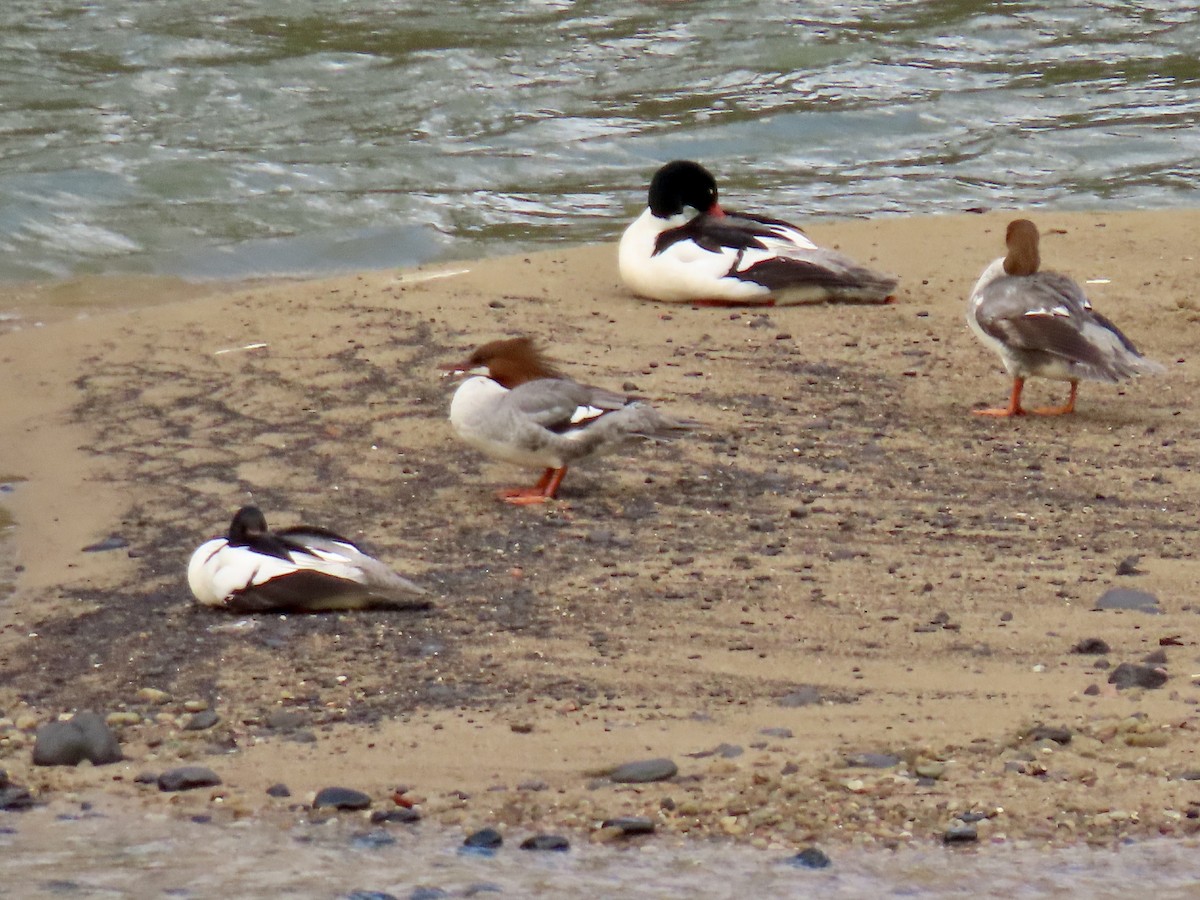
[458, 336, 562, 389]
[1003, 218, 1041, 276]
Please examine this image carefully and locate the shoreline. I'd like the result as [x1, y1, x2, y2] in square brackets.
[2, 208, 1200, 852]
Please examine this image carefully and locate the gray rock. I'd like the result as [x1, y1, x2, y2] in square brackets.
[608, 758, 678, 783]
[944, 822, 978, 844]
[462, 827, 503, 852]
[183, 710, 221, 731]
[520, 834, 570, 851]
[1072, 637, 1111, 654]
[266, 783, 291, 798]
[1026, 725, 1071, 745]
[600, 816, 655, 835]
[33, 712, 122, 767]
[787, 846, 831, 869]
[844, 752, 901, 769]
[1108, 663, 1168, 690]
[1095, 588, 1160, 613]
[158, 766, 222, 792]
[777, 685, 823, 707]
[313, 786, 372, 810]
[760, 727, 794, 739]
[370, 808, 422, 824]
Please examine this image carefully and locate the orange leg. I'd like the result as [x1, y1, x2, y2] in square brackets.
[1030, 381, 1078, 416]
[498, 467, 567, 505]
[973, 377, 1027, 417]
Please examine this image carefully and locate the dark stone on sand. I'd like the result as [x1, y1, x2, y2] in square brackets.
[313, 787, 372, 810]
[787, 846, 831, 869]
[0, 784, 35, 811]
[1108, 663, 1168, 690]
[462, 827, 503, 854]
[600, 816, 656, 835]
[1143, 649, 1168, 665]
[183, 710, 221, 731]
[1083, 684, 1101, 696]
[1095, 587, 1160, 613]
[158, 766, 222, 792]
[517, 779, 548, 792]
[266, 709, 308, 730]
[520, 834, 570, 851]
[370, 808, 422, 825]
[134, 771, 158, 784]
[33, 712, 123, 767]
[1116, 555, 1143, 576]
[844, 752, 900, 769]
[266, 783, 291, 798]
[344, 892, 400, 900]
[81, 535, 129, 552]
[777, 685, 823, 707]
[957, 810, 990, 823]
[1072, 637, 1111, 654]
[944, 823, 979, 844]
[410, 890, 448, 900]
[1027, 725, 1072, 745]
[608, 758, 677, 783]
[1175, 771, 1200, 781]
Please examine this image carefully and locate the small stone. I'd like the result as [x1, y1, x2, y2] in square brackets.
[1108, 663, 1168, 690]
[349, 830, 396, 850]
[599, 816, 655, 836]
[1115, 555, 1143, 576]
[346, 893, 401, 900]
[607, 758, 677, 783]
[1027, 725, 1072, 745]
[370, 808, 422, 824]
[787, 846, 831, 869]
[313, 787, 372, 810]
[943, 822, 978, 844]
[776, 686, 823, 707]
[520, 834, 570, 852]
[158, 767, 221, 792]
[266, 783, 291, 798]
[0, 776, 34, 811]
[105, 712, 142, 728]
[137, 688, 171, 705]
[1072, 638, 1111, 655]
[1095, 588, 1160, 613]
[914, 761, 946, 779]
[33, 712, 122, 767]
[509, 722, 533, 734]
[844, 752, 900, 769]
[516, 779, 548, 792]
[183, 700, 210, 713]
[760, 727, 793, 739]
[1126, 731, 1169, 748]
[462, 827, 503, 854]
[82, 535, 129, 552]
[183, 710, 220, 731]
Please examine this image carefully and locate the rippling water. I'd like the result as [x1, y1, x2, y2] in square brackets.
[1, 1, 1198, 282]
[4, 798, 1200, 899]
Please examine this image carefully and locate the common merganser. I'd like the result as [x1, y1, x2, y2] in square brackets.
[187, 506, 429, 612]
[445, 337, 696, 504]
[967, 218, 1164, 417]
[618, 160, 898, 305]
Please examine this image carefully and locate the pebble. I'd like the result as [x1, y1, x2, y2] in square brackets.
[1027, 725, 1072, 745]
[183, 710, 221, 731]
[33, 712, 123, 767]
[183, 700, 210, 713]
[519, 834, 570, 851]
[370, 808, 422, 824]
[349, 830, 396, 850]
[1108, 663, 1168, 690]
[266, 783, 291, 798]
[760, 727, 794, 739]
[137, 688, 171, 705]
[410, 890, 448, 900]
[844, 752, 900, 769]
[516, 779, 548, 792]
[777, 686, 823, 707]
[607, 758, 678, 783]
[82, 535, 129, 552]
[943, 822, 979, 844]
[0, 771, 34, 811]
[1072, 638, 1111, 654]
[313, 787, 372, 810]
[105, 712, 142, 728]
[787, 846, 831, 869]
[344, 892, 399, 900]
[158, 766, 222, 792]
[1094, 587, 1160, 613]
[462, 827, 503, 855]
[599, 816, 655, 836]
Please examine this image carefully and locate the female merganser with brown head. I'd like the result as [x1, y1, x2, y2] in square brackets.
[445, 336, 695, 504]
[618, 160, 898, 306]
[967, 218, 1164, 417]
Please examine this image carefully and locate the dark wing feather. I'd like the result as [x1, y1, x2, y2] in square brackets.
[654, 211, 790, 256]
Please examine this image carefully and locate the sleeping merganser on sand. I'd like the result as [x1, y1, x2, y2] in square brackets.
[618, 160, 898, 305]
[187, 506, 429, 612]
[444, 337, 696, 504]
[967, 218, 1164, 417]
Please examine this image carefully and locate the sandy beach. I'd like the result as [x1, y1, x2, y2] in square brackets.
[2, 209, 1199, 850]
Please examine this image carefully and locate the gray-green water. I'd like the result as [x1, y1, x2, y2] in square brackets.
[2, 1, 1198, 282]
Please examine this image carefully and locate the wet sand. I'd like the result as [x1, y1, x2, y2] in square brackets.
[1, 209, 1199, 849]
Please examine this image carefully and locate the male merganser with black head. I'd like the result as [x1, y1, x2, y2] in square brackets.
[968, 218, 1164, 417]
[188, 506, 429, 612]
[618, 160, 898, 305]
[445, 336, 696, 504]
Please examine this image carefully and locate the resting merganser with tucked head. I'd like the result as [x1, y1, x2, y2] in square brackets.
[618, 160, 898, 305]
[967, 218, 1164, 417]
[445, 337, 696, 504]
[188, 506, 429, 612]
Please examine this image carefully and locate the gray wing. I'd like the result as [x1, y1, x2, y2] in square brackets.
[504, 378, 625, 430]
[975, 273, 1116, 369]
